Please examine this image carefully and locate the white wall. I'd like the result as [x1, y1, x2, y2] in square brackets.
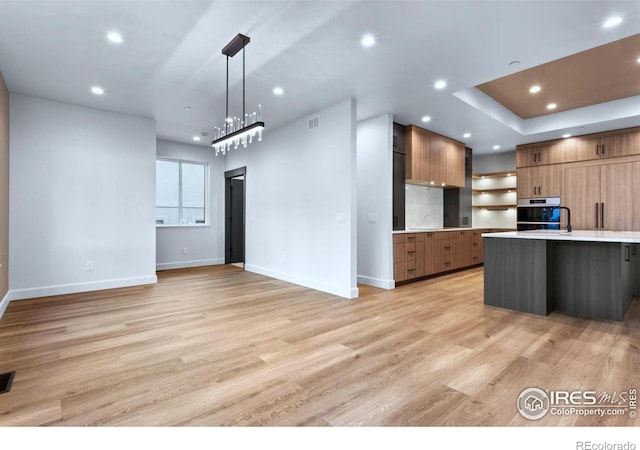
[356, 114, 393, 289]
[156, 139, 225, 269]
[405, 184, 444, 229]
[224, 98, 358, 298]
[8, 94, 157, 300]
[0, 71, 8, 316]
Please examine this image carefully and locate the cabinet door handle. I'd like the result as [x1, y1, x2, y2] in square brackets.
[407, 236, 415, 241]
[538, 185, 542, 195]
[596, 143, 600, 156]
[407, 268, 416, 272]
[601, 143, 605, 155]
[625, 245, 630, 262]
[407, 250, 416, 254]
[601, 202, 605, 229]
[595, 203, 600, 229]
[633, 244, 637, 256]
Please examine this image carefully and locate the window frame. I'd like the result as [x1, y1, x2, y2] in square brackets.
[155, 157, 210, 228]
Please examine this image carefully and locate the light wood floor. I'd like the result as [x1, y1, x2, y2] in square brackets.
[0, 265, 638, 426]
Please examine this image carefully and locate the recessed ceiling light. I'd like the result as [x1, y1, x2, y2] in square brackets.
[463, 133, 471, 138]
[441, 183, 445, 186]
[430, 181, 435, 185]
[184, 106, 191, 111]
[562, 133, 572, 138]
[637, 56, 640, 64]
[602, 16, 623, 28]
[273, 86, 284, 95]
[106, 31, 123, 44]
[421, 115, 431, 123]
[529, 85, 541, 94]
[192, 136, 201, 142]
[434, 80, 447, 90]
[360, 34, 375, 47]
[493, 145, 500, 150]
[90, 86, 104, 95]
[546, 103, 557, 110]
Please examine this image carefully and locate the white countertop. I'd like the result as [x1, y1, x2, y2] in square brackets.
[482, 230, 640, 243]
[393, 227, 514, 234]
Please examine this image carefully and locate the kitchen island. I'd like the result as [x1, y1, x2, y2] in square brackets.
[482, 230, 640, 321]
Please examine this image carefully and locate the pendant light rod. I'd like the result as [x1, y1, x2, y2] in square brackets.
[243, 45, 246, 123]
[225, 55, 229, 134]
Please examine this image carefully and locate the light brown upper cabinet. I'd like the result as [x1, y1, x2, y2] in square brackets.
[517, 164, 562, 198]
[517, 127, 640, 168]
[516, 145, 552, 167]
[563, 161, 640, 231]
[405, 125, 465, 187]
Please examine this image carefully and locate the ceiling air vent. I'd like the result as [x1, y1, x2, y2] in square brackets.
[308, 116, 319, 130]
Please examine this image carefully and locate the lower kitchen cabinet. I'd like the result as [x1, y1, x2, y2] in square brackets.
[459, 230, 473, 267]
[394, 229, 492, 284]
[393, 233, 426, 282]
[471, 230, 484, 265]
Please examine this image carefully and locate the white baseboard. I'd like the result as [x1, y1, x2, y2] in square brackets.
[357, 275, 395, 290]
[245, 264, 359, 299]
[156, 258, 224, 271]
[7, 275, 158, 302]
[0, 290, 10, 319]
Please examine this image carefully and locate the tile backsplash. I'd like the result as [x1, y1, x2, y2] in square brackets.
[405, 184, 443, 229]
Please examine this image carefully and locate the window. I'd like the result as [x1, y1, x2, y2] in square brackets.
[156, 158, 208, 226]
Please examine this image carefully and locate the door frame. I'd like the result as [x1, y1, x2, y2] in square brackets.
[225, 167, 247, 265]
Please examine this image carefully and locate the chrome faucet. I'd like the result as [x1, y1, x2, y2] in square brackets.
[558, 206, 572, 232]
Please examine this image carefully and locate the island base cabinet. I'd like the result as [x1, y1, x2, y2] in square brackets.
[484, 238, 551, 315]
[484, 237, 636, 321]
[548, 242, 633, 321]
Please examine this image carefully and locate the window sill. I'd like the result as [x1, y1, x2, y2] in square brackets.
[156, 224, 210, 228]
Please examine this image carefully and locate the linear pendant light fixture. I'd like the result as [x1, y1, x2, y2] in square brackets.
[211, 33, 265, 156]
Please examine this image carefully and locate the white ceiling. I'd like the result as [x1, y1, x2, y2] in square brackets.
[0, 0, 639, 155]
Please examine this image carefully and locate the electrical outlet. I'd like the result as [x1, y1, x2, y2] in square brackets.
[183, 247, 189, 255]
[86, 260, 94, 271]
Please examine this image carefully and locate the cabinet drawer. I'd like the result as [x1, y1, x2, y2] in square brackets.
[394, 262, 408, 282]
[405, 233, 420, 244]
[393, 234, 406, 244]
[406, 259, 425, 279]
[394, 243, 407, 262]
[406, 242, 417, 260]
